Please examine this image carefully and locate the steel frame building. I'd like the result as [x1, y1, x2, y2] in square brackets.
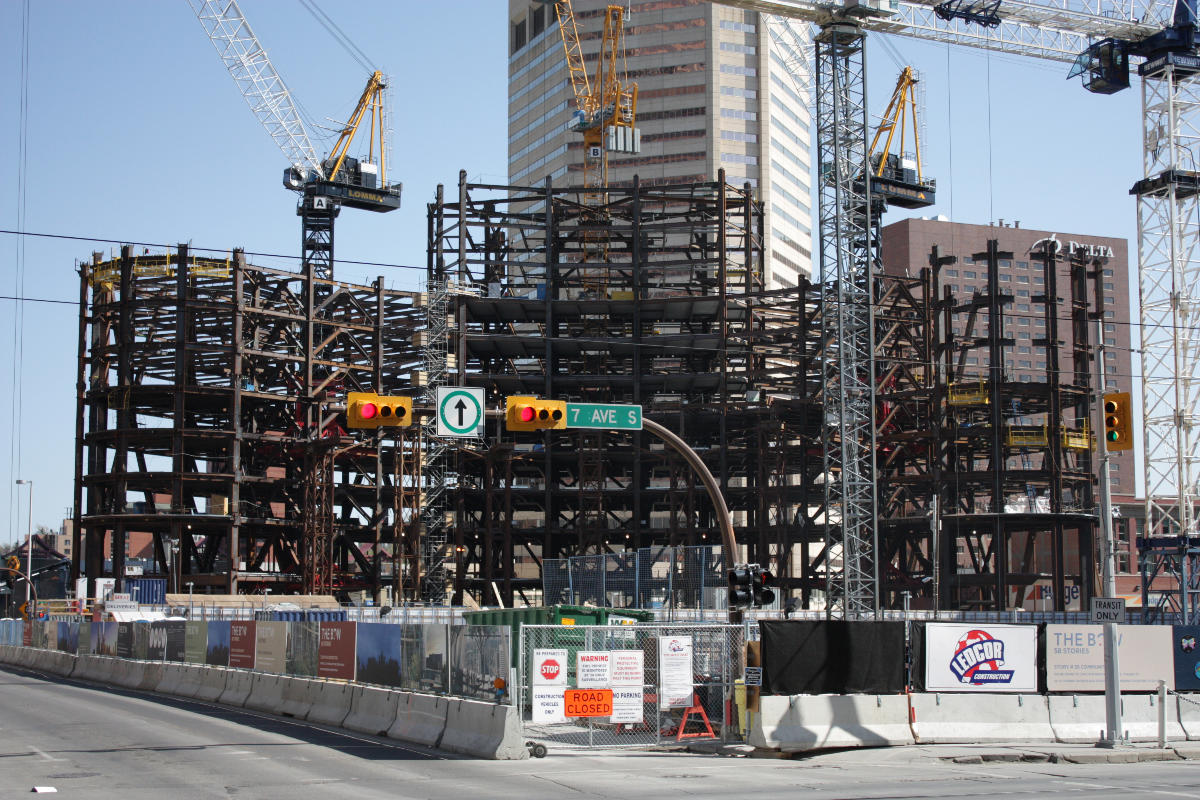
[72, 246, 424, 600]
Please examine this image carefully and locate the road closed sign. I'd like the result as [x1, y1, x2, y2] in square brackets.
[533, 648, 568, 686]
[564, 688, 613, 717]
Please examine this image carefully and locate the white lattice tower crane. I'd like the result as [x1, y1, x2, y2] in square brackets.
[723, 0, 1190, 617]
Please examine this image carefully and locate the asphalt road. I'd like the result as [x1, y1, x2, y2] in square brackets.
[5, 665, 1200, 799]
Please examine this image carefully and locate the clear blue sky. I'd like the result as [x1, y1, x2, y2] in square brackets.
[0, 1, 1143, 541]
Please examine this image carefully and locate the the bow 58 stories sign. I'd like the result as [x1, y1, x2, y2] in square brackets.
[925, 624, 1038, 693]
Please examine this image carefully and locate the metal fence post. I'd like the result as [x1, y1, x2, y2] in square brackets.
[1159, 680, 1167, 748]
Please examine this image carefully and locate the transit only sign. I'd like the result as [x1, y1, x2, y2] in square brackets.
[565, 403, 642, 430]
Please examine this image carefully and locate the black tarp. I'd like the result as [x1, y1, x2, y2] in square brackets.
[760, 620, 906, 695]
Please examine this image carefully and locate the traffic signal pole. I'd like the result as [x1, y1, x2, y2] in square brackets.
[1094, 316, 1123, 747]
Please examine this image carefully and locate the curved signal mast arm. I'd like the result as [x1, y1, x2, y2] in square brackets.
[186, 0, 321, 176]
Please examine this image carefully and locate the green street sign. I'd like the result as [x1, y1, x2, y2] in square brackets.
[565, 403, 643, 431]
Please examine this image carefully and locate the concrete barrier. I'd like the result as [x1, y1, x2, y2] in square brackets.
[749, 694, 914, 752]
[279, 676, 317, 719]
[108, 659, 147, 690]
[1120, 692, 1186, 742]
[193, 666, 230, 703]
[1179, 694, 1200, 740]
[170, 664, 209, 699]
[305, 681, 354, 728]
[155, 663, 189, 696]
[911, 693, 1055, 744]
[137, 661, 165, 692]
[389, 693, 448, 747]
[243, 673, 287, 714]
[342, 685, 402, 737]
[77, 655, 117, 684]
[439, 698, 529, 760]
[1049, 694, 1107, 743]
[219, 669, 255, 707]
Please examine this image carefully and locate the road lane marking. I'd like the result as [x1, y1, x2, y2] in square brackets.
[29, 746, 63, 762]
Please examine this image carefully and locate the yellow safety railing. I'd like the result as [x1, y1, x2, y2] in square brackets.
[1006, 425, 1048, 447]
[948, 380, 989, 406]
[1062, 422, 1092, 450]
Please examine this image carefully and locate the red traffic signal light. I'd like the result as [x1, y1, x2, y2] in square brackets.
[506, 396, 567, 431]
[1102, 391, 1132, 452]
[347, 392, 413, 429]
[752, 567, 775, 608]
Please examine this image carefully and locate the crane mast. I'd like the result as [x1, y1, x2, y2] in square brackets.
[548, 1, 640, 196]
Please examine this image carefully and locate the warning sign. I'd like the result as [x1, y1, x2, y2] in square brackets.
[576, 651, 611, 688]
[564, 688, 614, 717]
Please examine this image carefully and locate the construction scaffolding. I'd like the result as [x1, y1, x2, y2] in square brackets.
[73, 246, 425, 600]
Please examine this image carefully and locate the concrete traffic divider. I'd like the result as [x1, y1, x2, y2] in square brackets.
[109, 659, 147, 690]
[219, 668, 255, 707]
[749, 694, 914, 752]
[138, 661, 165, 692]
[193, 666, 230, 702]
[911, 693, 1054, 744]
[342, 685, 402, 737]
[154, 663, 186, 695]
[439, 698, 528, 760]
[243, 673, 287, 714]
[171, 664, 210, 699]
[279, 676, 318, 719]
[1178, 694, 1200, 740]
[73, 654, 106, 683]
[1048, 694, 1107, 743]
[305, 681, 354, 727]
[388, 693, 448, 747]
[1120, 692, 1185, 742]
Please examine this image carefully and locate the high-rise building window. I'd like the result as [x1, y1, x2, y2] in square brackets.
[722, 87, 758, 99]
[531, 6, 545, 36]
[721, 108, 757, 121]
[720, 41, 756, 54]
[512, 18, 527, 54]
[720, 20, 757, 32]
[722, 130, 758, 143]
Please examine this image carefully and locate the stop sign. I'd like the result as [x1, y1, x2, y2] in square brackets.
[540, 659, 561, 680]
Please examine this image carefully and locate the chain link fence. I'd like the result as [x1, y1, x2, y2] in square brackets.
[544, 545, 781, 611]
[517, 623, 744, 750]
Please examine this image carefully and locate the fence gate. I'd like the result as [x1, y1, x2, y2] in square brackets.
[517, 623, 744, 750]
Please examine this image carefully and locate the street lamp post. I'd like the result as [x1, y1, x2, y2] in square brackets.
[14, 480, 32, 616]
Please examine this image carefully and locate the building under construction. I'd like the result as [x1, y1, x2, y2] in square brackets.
[72, 247, 426, 601]
[72, 175, 1112, 613]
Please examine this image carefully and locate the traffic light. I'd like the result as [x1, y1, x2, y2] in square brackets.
[1102, 391, 1133, 452]
[752, 567, 775, 608]
[347, 392, 413, 429]
[505, 396, 566, 431]
[5, 555, 18, 572]
[728, 565, 753, 609]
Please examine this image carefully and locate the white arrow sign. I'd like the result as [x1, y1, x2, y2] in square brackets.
[436, 387, 485, 437]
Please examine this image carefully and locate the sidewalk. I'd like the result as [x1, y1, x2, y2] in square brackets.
[686, 739, 1200, 765]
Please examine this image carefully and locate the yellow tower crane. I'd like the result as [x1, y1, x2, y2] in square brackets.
[867, 66, 936, 210]
[548, 1, 640, 196]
